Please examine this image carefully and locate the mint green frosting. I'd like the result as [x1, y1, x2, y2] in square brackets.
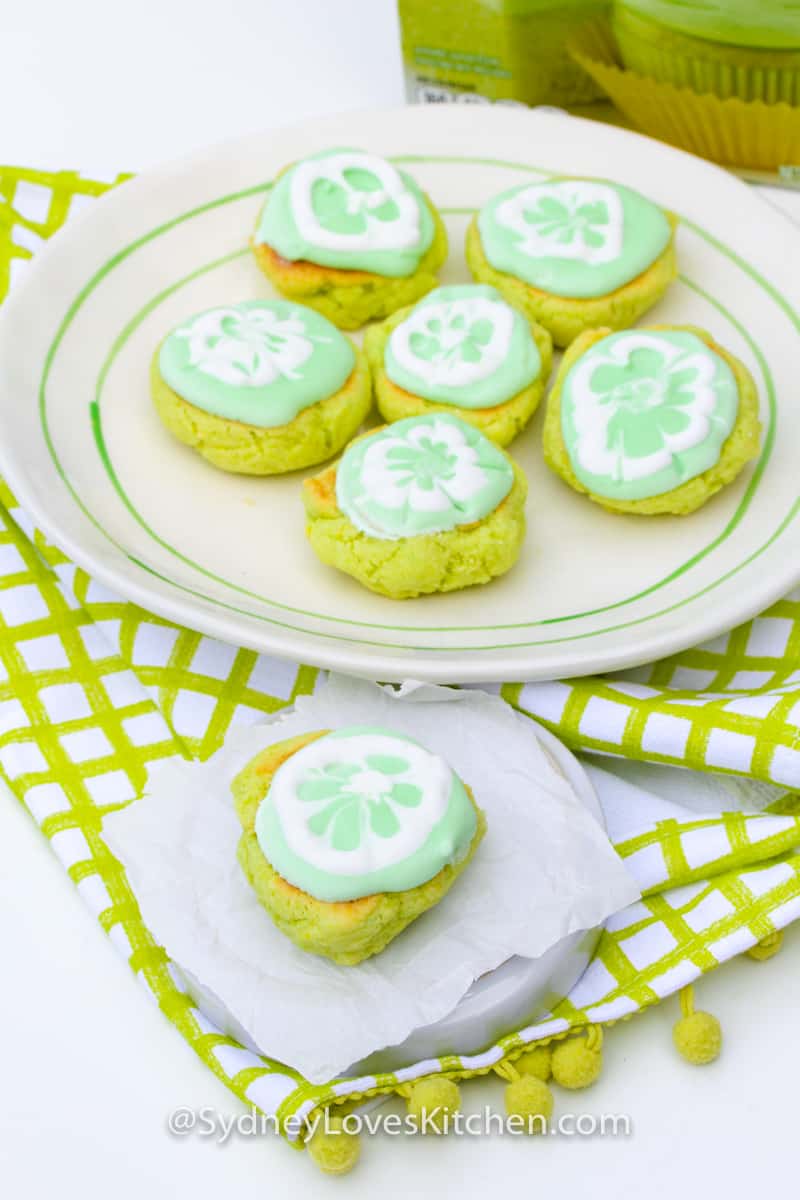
[255, 148, 435, 278]
[616, 1, 800, 49]
[478, 178, 671, 299]
[560, 330, 739, 501]
[255, 726, 478, 902]
[158, 300, 355, 427]
[384, 285, 542, 409]
[336, 413, 514, 540]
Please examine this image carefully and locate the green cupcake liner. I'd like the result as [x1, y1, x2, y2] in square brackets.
[612, 6, 800, 105]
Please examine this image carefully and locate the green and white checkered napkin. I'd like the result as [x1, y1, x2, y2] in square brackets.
[2, 166, 799, 1144]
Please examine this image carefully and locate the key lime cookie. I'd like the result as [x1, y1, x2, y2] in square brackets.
[363, 284, 553, 447]
[252, 148, 448, 330]
[466, 178, 677, 347]
[152, 299, 372, 474]
[543, 325, 761, 516]
[233, 726, 486, 965]
[303, 413, 527, 599]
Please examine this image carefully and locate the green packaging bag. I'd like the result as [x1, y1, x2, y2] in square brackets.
[398, 0, 609, 107]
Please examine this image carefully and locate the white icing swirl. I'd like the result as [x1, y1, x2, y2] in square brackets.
[335, 415, 514, 541]
[359, 421, 488, 517]
[289, 150, 423, 254]
[493, 180, 623, 265]
[269, 732, 453, 878]
[171, 305, 326, 388]
[568, 332, 725, 481]
[388, 294, 515, 390]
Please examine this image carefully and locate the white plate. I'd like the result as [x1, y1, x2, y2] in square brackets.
[0, 106, 798, 683]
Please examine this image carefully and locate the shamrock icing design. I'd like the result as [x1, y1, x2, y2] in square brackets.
[389, 293, 515, 389]
[336, 414, 514, 540]
[493, 180, 623, 264]
[562, 331, 738, 498]
[289, 150, 424, 253]
[408, 312, 491, 364]
[309, 168, 401, 236]
[525, 195, 609, 248]
[174, 304, 327, 388]
[297, 751, 423, 852]
[265, 730, 458, 883]
[373, 428, 473, 512]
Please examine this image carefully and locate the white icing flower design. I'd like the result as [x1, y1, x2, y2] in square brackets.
[175, 305, 326, 387]
[297, 752, 423, 852]
[567, 333, 736, 483]
[494, 181, 623, 264]
[289, 150, 422, 253]
[269, 733, 452, 877]
[389, 296, 514, 388]
[361, 418, 490, 515]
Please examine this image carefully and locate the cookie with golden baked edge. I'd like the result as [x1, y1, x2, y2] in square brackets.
[253, 203, 448, 332]
[542, 324, 761, 516]
[233, 730, 486, 966]
[151, 297, 374, 480]
[363, 293, 553, 448]
[465, 179, 678, 348]
[252, 148, 449, 330]
[302, 415, 528, 599]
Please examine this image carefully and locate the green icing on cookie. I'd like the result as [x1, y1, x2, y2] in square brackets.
[336, 413, 514, 540]
[158, 300, 355, 427]
[478, 178, 671, 299]
[384, 284, 541, 409]
[255, 726, 478, 902]
[255, 148, 435, 277]
[560, 330, 739, 501]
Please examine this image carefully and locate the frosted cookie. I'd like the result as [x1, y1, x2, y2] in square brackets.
[363, 284, 553, 447]
[303, 413, 527, 599]
[152, 299, 371, 474]
[252, 148, 448, 330]
[543, 325, 761, 516]
[466, 178, 677, 347]
[233, 727, 486, 965]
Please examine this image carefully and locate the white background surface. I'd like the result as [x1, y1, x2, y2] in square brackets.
[1, 1, 799, 1195]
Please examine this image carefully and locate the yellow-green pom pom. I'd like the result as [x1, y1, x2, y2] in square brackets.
[406, 1078, 461, 1135]
[514, 1044, 552, 1081]
[306, 1115, 361, 1175]
[673, 1011, 722, 1065]
[551, 1036, 603, 1090]
[747, 931, 783, 962]
[504, 1076, 554, 1134]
